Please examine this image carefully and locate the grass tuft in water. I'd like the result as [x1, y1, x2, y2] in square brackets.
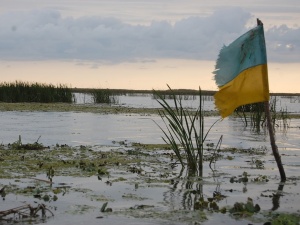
[235, 97, 291, 132]
[91, 88, 118, 104]
[153, 85, 218, 176]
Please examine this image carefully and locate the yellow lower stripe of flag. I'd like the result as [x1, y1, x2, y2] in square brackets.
[214, 64, 270, 118]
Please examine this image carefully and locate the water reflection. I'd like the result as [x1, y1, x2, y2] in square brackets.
[164, 166, 288, 214]
[272, 184, 284, 211]
[164, 168, 204, 211]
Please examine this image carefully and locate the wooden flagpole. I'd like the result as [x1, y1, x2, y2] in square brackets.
[257, 18, 286, 182]
[264, 101, 286, 182]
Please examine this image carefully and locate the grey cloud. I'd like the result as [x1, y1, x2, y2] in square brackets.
[0, 7, 298, 63]
[266, 25, 300, 62]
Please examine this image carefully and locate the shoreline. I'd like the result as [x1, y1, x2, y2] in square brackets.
[0, 101, 221, 116]
[72, 88, 300, 97]
[1, 102, 299, 119]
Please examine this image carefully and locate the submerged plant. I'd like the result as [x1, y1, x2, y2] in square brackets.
[154, 85, 218, 176]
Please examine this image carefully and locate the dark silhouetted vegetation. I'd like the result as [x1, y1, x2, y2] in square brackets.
[0, 81, 73, 103]
[91, 88, 118, 104]
[235, 97, 290, 132]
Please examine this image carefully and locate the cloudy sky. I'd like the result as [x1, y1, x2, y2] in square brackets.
[0, 0, 299, 92]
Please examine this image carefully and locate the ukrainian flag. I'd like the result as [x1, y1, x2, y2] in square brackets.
[213, 24, 270, 118]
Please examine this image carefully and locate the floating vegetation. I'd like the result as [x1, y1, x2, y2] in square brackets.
[229, 197, 261, 216]
[0, 81, 73, 103]
[220, 146, 268, 155]
[252, 175, 269, 182]
[0, 137, 141, 179]
[270, 213, 300, 225]
[230, 172, 249, 183]
[194, 192, 227, 212]
[251, 158, 265, 169]
[8, 135, 45, 151]
[0, 135, 299, 225]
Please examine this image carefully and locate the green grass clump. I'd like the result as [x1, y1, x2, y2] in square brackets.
[0, 81, 73, 103]
[154, 85, 218, 176]
[271, 213, 300, 225]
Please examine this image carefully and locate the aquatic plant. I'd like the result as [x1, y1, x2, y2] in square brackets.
[208, 135, 223, 172]
[194, 191, 227, 212]
[100, 202, 112, 212]
[235, 97, 291, 132]
[91, 88, 118, 104]
[270, 213, 300, 225]
[0, 81, 73, 103]
[10, 135, 44, 150]
[229, 197, 261, 217]
[46, 166, 55, 183]
[154, 85, 219, 176]
[235, 102, 265, 131]
[229, 171, 249, 183]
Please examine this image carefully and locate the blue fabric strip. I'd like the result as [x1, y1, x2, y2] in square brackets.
[213, 25, 267, 87]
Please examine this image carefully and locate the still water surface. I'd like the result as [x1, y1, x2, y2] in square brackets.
[0, 95, 299, 225]
[1, 111, 299, 151]
[75, 93, 300, 113]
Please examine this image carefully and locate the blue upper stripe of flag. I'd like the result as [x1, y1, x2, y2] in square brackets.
[213, 25, 267, 87]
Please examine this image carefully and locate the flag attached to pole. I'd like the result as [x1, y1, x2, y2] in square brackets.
[213, 22, 270, 118]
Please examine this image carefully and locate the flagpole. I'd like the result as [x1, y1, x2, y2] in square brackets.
[257, 18, 287, 182]
[264, 101, 286, 182]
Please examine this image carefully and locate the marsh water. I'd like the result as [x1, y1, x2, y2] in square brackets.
[1, 94, 299, 148]
[0, 94, 300, 225]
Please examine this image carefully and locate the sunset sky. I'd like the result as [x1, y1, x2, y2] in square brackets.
[0, 0, 299, 93]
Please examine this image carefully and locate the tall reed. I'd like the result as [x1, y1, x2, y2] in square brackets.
[91, 88, 118, 104]
[235, 97, 290, 132]
[154, 86, 218, 176]
[270, 97, 290, 129]
[0, 81, 73, 103]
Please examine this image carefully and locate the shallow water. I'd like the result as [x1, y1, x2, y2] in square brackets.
[75, 93, 300, 113]
[1, 145, 299, 225]
[0, 96, 300, 225]
[0, 110, 299, 151]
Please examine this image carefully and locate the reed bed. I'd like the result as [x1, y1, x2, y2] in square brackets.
[91, 88, 118, 104]
[0, 81, 73, 103]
